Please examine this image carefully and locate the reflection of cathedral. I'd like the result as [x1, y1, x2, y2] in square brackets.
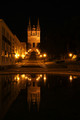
[27, 18, 40, 49]
[26, 74, 47, 112]
[27, 78, 40, 111]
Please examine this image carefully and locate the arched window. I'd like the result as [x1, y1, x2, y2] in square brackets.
[33, 43, 35, 47]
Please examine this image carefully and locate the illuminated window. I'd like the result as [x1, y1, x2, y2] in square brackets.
[2, 27, 5, 35]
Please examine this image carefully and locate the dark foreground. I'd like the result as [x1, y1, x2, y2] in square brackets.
[0, 74, 80, 120]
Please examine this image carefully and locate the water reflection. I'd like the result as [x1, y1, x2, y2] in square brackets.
[22, 73, 46, 111]
[0, 74, 22, 120]
[69, 75, 78, 83]
[27, 77, 40, 112]
[0, 73, 47, 119]
[0, 73, 80, 120]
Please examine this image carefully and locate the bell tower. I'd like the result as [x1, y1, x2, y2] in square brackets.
[37, 18, 40, 37]
[27, 18, 31, 37]
[27, 18, 40, 50]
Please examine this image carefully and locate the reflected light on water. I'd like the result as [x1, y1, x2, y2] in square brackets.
[28, 78, 32, 81]
[69, 75, 73, 82]
[36, 76, 41, 81]
[14, 74, 20, 84]
[40, 74, 42, 77]
[14, 74, 20, 81]
[14, 74, 47, 83]
[25, 76, 28, 79]
[69, 75, 78, 83]
[36, 74, 43, 81]
[21, 74, 25, 79]
[43, 74, 47, 83]
[1, 73, 80, 120]
[17, 76, 20, 81]
[73, 76, 77, 79]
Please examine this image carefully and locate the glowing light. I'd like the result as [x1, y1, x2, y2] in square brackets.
[17, 77, 20, 81]
[14, 76, 16, 80]
[72, 55, 77, 59]
[43, 74, 47, 82]
[40, 74, 42, 77]
[21, 74, 25, 78]
[25, 52, 28, 55]
[43, 54, 47, 58]
[36, 74, 43, 81]
[28, 49, 32, 53]
[15, 53, 20, 59]
[36, 49, 40, 55]
[28, 78, 31, 81]
[73, 76, 77, 79]
[40, 55, 42, 58]
[69, 75, 73, 82]
[14, 74, 20, 82]
[21, 54, 25, 59]
[69, 53, 73, 58]
[25, 76, 28, 79]
[36, 76, 40, 81]
[38, 52, 40, 55]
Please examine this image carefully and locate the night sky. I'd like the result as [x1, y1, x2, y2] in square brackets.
[0, 1, 80, 56]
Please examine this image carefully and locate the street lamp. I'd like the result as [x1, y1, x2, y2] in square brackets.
[43, 54, 47, 58]
[43, 53, 47, 62]
[69, 53, 73, 58]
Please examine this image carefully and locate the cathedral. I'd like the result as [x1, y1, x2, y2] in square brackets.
[27, 18, 40, 50]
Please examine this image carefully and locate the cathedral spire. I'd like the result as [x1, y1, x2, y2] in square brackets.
[37, 18, 39, 26]
[29, 17, 31, 25]
[37, 18, 40, 31]
[28, 17, 31, 31]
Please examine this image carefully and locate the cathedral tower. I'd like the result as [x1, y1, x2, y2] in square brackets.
[27, 18, 40, 50]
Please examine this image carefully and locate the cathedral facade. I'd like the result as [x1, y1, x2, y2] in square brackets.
[27, 18, 40, 49]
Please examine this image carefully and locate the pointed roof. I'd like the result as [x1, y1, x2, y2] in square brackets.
[37, 18, 40, 31]
[37, 18, 39, 26]
[29, 17, 31, 25]
[28, 17, 31, 31]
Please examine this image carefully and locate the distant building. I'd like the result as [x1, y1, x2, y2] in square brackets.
[0, 19, 26, 66]
[27, 18, 40, 50]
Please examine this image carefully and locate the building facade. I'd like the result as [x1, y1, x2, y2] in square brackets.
[0, 19, 26, 66]
[0, 19, 15, 66]
[27, 19, 40, 50]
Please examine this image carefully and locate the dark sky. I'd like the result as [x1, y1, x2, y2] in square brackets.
[0, 1, 80, 55]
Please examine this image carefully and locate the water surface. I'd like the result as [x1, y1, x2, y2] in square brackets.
[0, 73, 80, 120]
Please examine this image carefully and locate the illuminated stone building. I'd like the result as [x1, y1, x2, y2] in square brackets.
[27, 18, 40, 50]
[20, 42, 26, 57]
[0, 19, 26, 66]
[14, 35, 21, 56]
[0, 19, 15, 65]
